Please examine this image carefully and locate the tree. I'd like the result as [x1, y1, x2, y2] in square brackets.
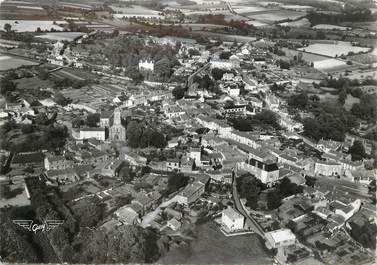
[267, 189, 282, 209]
[288, 92, 309, 110]
[0, 79, 16, 96]
[126, 121, 142, 148]
[149, 131, 166, 148]
[211, 68, 226, 81]
[54, 92, 71, 106]
[305, 176, 316, 187]
[85, 113, 100, 127]
[338, 88, 347, 105]
[349, 140, 366, 161]
[167, 172, 189, 194]
[4, 23, 11, 33]
[237, 174, 261, 210]
[118, 165, 135, 182]
[38, 69, 49, 80]
[172, 86, 185, 100]
[219, 51, 231, 60]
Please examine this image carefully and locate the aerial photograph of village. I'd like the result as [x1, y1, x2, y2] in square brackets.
[0, 0, 376, 264]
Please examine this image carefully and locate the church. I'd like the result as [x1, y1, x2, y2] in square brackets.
[100, 108, 126, 141]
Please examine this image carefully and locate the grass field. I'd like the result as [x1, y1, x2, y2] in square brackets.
[0, 20, 65, 32]
[14, 76, 54, 90]
[246, 10, 306, 23]
[158, 221, 272, 264]
[36, 32, 85, 42]
[299, 41, 371, 57]
[0, 55, 38, 71]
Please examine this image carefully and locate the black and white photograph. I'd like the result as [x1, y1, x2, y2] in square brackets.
[0, 0, 376, 264]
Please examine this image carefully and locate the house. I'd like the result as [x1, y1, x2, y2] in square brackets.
[196, 115, 232, 136]
[227, 86, 240, 97]
[239, 148, 280, 186]
[138, 59, 154, 72]
[12, 152, 44, 168]
[314, 160, 342, 176]
[175, 181, 205, 205]
[265, 229, 296, 248]
[317, 139, 342, 153]
[46, 165, 93, 183]
[166, 158, 181, 171]
[222, 104, 247, 116]
[44, 155, 74, 171]
[164, 207, 183, 220]
[330, 199, 361, 221]
[167, 218, 181, 231]
[72, 127, 106, 141]
[221, 207, 244, 232]
[132, 191, 162, 215]
[101, 159, 124, 177]
[114, 206, 139, 225]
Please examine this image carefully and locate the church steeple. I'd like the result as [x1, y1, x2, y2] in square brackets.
[113, 107, 121, 125]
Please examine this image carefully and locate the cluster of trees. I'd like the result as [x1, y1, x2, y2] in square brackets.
[229, 110, 281, 131]
[193, 74, 219, 93]
[172, 85, 186, 100]
[350, 95, 377, 123]
[105, 35, 179, 82]
[166, 172, 189, 195]
[349, 140, 367, 161]
[348, 219, 377, 250]
[307, 8, 376, 25]
[237, 174, 304, 210]
[0, 121, 68, 153]
[118, 163, 136, 183]
[302, 106, 357, 142]
[72, 113, 100, 128]
[126, 121, 166, 149]
[290, 95, 359, 141]
[0, 78, 17, 102]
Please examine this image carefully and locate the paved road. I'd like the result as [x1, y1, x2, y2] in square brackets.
[232, 174, 265, 237]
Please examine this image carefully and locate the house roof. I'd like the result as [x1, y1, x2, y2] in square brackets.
[115, 206, 138, 224]
[266, 229, 296, 244]
[223, 207, 243, 220]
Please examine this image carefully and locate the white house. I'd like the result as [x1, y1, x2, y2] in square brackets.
[221, 207, 244, 232]
[265, 229, 296, 248]
[138, 59, 154, 71]
[72, 128, 106, 141]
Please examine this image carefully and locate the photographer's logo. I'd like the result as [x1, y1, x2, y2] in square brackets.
[13, 220, 64, 233]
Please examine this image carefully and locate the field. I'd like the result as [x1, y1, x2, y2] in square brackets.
[283, 48, 329, 62]
[0, 55, 38, 71]
[246, 10, 306, 23]
[0, 20, 65, 32]
[14, 76, 54, 90]
[279, 18, 310, 27]
[232, 5, 267, 14]
[298, 41, 371, 57]
[312, 24, 349, 31]
[158, 221, 272, 264]
[111, 5, 162, 18]
[36, 32, 85, 42]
